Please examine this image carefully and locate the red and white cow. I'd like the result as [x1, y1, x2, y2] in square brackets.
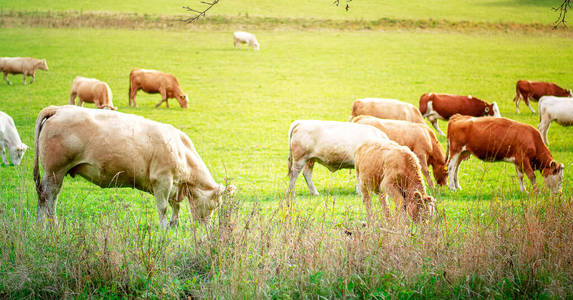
[419, 93, 501, 136]
[513, 80, 572, 113]
[446, 114, 564, 193]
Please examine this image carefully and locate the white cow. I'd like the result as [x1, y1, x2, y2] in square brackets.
[34, 106, 235, 228]
[1, 57, 48, 85]
[0, 111, 28, 166]
[287, 120, 388, 196]
[233, 31, 260, 50]
[538, 96, 573, 145]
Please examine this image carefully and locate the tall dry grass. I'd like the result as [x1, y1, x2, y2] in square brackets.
[0, 190, 572, 298]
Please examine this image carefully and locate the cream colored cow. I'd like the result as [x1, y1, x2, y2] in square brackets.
[69, 76, 116, 110]
[1, 57, 48, 85]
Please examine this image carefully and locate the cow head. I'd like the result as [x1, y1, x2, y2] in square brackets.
[188, 184, 236, 226]
[39, 59, 49, 71]
[407, 191, 436, 221]
[542, 161, 564, 194]
[253, 41, 260, 51]
[9, 143, 28, 166]
[433, 165, 448, 186]
[178, 95, 189, 109]
[487, 102, 501, 117]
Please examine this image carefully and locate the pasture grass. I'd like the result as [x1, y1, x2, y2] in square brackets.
[0, 0, 565, 24]
[0, 26, 572, 297]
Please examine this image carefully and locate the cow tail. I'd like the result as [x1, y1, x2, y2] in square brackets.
[419, 93, 429, 115]
[287, 121, 299, 177]
[34, 106, 59, 202]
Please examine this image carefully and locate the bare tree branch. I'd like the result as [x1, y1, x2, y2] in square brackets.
[553, 0, 571, 28]
[182, 0, 220, 23]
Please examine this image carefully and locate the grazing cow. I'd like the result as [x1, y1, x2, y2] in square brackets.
[0, 111, 28, 166]
[514, 80, 572, 113]
[34, 106, 234, 228]
[233, 31, 260, 50]
[287, 120, 388, 196]
[349, 98, 425, 124]
[352, 115, 447, 187]
[1, 57, 48, 85]
[446, 114, 564, 194]
[419, 93, 501, 136]
[538, 96, 573, 145]
[128, 69, 189, 108]
[69, 76, 116, 110]
[355, 140, 436, 222]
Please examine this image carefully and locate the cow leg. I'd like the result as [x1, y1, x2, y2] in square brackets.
[455, 152, 470, 190]
[428, 116, 445, 136]
[521, 159, 538, 193]
[287, 159, 306, 197]
[152, 178, 173, 229]
[418, 153, 434, 187]
[129, 88, 138, 107]
[169, 199, 181, 227]
[515, 95, 522, 113]
[302, 160, 319, 196]
[377, 192, 390, 222]
[515, 165, 527, 193]
[3, 72, 11, 85]
[155, 89, 168, 108]
[77, 99, 84, 107]
[30, 72, 36, 84]
[37, 171, 65, 226]
[538, 120, 551, 145]
[359, 183, 374, 224]
[0, 144, 8, 165]
[383, 182, 407, 216]
[69, 92, 77, 105]
[525, 98, 535, 113]
[448, 149, 466, 191]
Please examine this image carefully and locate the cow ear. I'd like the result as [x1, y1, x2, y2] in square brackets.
[550, 160, 557, 169]
[484, 107, 489, 114]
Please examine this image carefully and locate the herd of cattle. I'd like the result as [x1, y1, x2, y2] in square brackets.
[0, 51, 571, 226]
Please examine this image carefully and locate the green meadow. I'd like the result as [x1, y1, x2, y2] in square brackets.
[0, 1, 572, 298]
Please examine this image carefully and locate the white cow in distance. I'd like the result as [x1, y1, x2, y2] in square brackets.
[1, 57, 49, 85]
[0, 111, 28, 166]
[233, 31, 260, 50]
[538, 96, 573, 145]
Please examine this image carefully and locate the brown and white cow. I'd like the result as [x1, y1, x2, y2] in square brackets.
[287, 120, 388, 196]
[69, 76, 116, 110]
[349, 98, 425, 124]
[128, 69, 189, 108]
[446, 114, 564, 193]
[355, 140, 436, 222]
[538, 96, 573, 145]
[514, 80, 572, 113]
[1, 57, 48, 85]
[34, 106, 234, 228]
[419, 93, 501, 136]
[352, 115, 447, 187]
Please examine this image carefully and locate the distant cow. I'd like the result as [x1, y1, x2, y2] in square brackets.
[355, 140, 436, 222]
[538, 96, 573, 145]
[349, 98, 425, 124]
[446, 114, 564, 194]
[34, 106, 234, 228]
[233, 32, 260, 50]
[128, 69, 189, 108]
[419, 93, 500, 136]
[69, 76, 116, 110]
[514, 80, 572, 113]
[287, 120, 388, 196]
[0, 111, 28, 166]
[352, 115, 447, 187]
[1, 57, 48, 85]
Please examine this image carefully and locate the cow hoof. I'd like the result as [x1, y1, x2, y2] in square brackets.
[310, 191, 320, 196]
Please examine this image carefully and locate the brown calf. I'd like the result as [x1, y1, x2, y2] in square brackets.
[355, 140, 436, 222]
[69, 76, 116, 110]
[446, 114, 564, 193]
[349, 98, 425, 123]
[419, 93, 500, 136]
[129, 69, 188, 108]
[352, 115, 447, 187]
[513, 80, 572, 113]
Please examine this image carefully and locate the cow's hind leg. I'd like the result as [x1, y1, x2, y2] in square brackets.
[0, 143, 8, 165]
[428, 116, 445, 136]
[287, 159, 306, 197]
[538, 120, 551, 145]
[515, 94, 522, 113]
[129, 88, 138, 107]
[447, 148, 466, 191]
[37, 171, 65, 226]
[22, 73, 28, 85]
[525, 98, 535, 113]
[302, 160, 319, 196]
[3, 72, 12, 85]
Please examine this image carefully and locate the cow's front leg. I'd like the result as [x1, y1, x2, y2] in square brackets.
[522, 160, 538, 193]
[3, 72, 12, 85]
[515, 165, 527, 193]
[0, 145, 8, 165]
[377, 192, 390, 222]
[525, 98, 535, 113]
[22, 73, 28, 85]
[30, 72, 36, 84]
[302, 160, 319, 196]
[152, 178, 173, 229]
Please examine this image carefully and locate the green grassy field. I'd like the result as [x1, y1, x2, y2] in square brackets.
[1, 3, 573, 298]
[0, 0, 565, 24]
